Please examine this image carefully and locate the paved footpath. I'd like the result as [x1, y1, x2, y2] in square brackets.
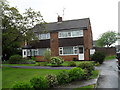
[95, 59, 119, 89]
[3, 65, 73, 69]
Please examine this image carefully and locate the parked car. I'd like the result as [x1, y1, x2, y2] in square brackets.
[116, 52, 120, 70]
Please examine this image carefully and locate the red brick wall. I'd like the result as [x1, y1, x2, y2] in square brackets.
[60, 55, 78, 61]
[35, 56, 47, 61]
[83, 24, 93, 60]
[35, 55, 78, 61]
[50, 32, 59, 56]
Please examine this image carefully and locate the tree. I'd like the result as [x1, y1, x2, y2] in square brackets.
[2, 2, 45, 60]
[96, 31, 117, 47]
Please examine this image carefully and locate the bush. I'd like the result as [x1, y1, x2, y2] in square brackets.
[9, 54, 22, 64]
[31, 56, 36, 61]
[50, 57, 64, 66]
[45, 74, 58, 87]
[77, 61, 94, 73]
[91, 52, 106, 64]
[12, 82, 32, 90]
[43, 50, 51, 62]
[30, 76, 48, 89]
[56, 70, 70, 84]
[68, 61, 76, 67]
[68, 67, 84, 81]
[35, 62, 48, 66]
[26, 60, 36, 64]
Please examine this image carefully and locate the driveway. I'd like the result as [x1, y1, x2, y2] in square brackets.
[95, 59, 119, 89]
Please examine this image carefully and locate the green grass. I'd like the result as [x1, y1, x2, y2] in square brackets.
[3, 64, 35, 66]
[104, 55, 116, 60]
[2, 67, 63, 88]
[90, 70, 99, 79]
[72, 85, 94, 90]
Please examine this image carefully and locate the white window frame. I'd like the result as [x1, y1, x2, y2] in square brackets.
[39, 33, 50, 40]
[58, 30, 83, 38]
[59, 46, 84, 55]
[27, 49, 31, 56]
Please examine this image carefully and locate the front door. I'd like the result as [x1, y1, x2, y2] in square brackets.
[78, 46, 84, 60]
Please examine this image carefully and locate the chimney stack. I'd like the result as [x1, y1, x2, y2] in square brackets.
[57, 16, 62, 22]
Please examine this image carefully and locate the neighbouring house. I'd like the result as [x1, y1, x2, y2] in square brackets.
[22, 16, 93, 61]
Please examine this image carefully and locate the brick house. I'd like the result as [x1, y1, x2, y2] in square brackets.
[22, 16, 93, 61]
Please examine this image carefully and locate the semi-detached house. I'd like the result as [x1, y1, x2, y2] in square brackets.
[22, 16, 93, 61]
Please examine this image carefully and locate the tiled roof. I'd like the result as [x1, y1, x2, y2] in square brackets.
[33, 18, 90, 32]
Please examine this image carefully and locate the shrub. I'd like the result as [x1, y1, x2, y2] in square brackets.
[31, 56, 36, 61]
[56, 70, 70, 84]
[68, 67, 84, 81]
[26, 60, 36, 64]
[50, 57, 64, 66]
[12, 82, 32, 90]
[68, 61, 76, 67]
[77, 61, 94, 74]
[91, 52, 106, 64]
[45, 74, 58, 87]
[43, 50, 51, 62]
[82, 69, 90, 80]
[30, 76, 48, 89]
[9, 54, 22, 64]
[35, 62, 48, 66]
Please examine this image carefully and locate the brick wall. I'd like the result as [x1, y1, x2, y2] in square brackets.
[50, 32, 59, 56]
[83, 24, 93, 60]
[60, 55, 78, 61]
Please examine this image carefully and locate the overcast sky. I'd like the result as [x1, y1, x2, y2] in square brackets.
[7, 0, 119, 40]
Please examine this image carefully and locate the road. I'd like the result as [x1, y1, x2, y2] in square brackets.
[95, 59, 119, 89]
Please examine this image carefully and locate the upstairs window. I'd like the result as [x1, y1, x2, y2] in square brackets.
[59, 30, 83, 38]
[39, 33, 50, 40]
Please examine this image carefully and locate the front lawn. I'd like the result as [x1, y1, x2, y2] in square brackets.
[2, 67, 63, 88]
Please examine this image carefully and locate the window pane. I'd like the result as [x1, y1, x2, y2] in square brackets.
[79, 47, 83, 53]
[62, 32, 67, 37]
[63, 47, 73, 54]
[39, 48, 47, 56]
[46, 33, 50, 39]
[67, 32, 71, 37]
[72, 31, 80, 37]
[27, 50, 30, 56]
[40, 34, 46, 39]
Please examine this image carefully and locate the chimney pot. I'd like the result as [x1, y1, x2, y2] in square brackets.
[57, 16, 62, 22]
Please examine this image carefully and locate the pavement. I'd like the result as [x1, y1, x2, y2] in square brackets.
[3, 65, 73, 69]
[95, 59, 119, 89]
